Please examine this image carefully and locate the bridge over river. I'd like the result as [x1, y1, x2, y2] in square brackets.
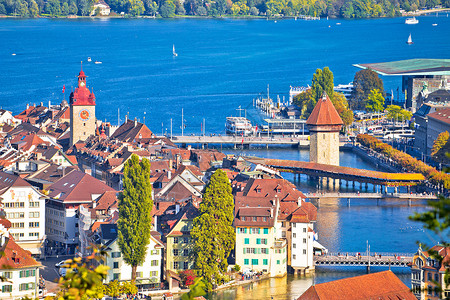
[245, 157, 426, 189]
[314, 252, 414, 272]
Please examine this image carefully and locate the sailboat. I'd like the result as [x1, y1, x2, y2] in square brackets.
[406, 33, 413, 44]
[173, 44, 178, 57]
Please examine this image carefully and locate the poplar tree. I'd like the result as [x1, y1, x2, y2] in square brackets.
[118, 154, 153, 280]
[191, 169, 235, 291]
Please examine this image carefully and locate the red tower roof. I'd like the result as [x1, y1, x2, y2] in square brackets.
[306, 93, 343, 126]
[70, 68, 96, 106]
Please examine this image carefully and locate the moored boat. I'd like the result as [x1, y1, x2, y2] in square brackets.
[405, 17, 419, 24]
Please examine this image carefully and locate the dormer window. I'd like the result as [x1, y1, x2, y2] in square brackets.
[253, 217, 257, 222]
[242, 216, 246, 221]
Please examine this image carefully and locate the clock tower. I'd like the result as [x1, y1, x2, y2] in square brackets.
[70, 66, 96, 146]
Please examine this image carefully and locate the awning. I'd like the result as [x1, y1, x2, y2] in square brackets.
[313, 241, 328, 253]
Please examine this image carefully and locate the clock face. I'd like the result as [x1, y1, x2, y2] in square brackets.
[79, 109, 90, 121]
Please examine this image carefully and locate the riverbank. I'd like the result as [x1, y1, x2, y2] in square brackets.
[402, 8, 450, 16]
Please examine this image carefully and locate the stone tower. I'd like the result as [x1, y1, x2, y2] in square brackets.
[70, 66, 96, 146]
[306, 92, 343, 166]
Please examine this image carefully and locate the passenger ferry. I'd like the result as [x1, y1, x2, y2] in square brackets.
[225, 117, 254, 136]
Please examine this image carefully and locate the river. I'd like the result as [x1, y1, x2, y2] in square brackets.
[1, 16, 447, 299]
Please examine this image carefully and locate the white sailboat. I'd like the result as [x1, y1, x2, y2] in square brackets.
[406, 33, 413, 44]
[173, 44, 178, 57]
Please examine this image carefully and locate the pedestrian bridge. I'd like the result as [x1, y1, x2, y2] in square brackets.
[245, 158, 425, 187]
[304, 192, 437, 200]
[314, 252, 414, 270]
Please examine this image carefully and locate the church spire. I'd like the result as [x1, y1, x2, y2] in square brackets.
[78, 62, 86, 87]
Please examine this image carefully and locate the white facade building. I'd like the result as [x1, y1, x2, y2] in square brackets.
[0, 218, 41, 300]
[0, 171, 46, 256]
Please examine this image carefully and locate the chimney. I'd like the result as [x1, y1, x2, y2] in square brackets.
[125, 115, 128, 123]
[154, 215, 158, 231]
[187, 145, 191, 151]
[169, 159, 173, 170]
[26, 103, 29, 109]
[167, 171, 172, 180]
[134, 117, 137, 127]
[40, 102, 43, 107]
[175, 203, 180, 214]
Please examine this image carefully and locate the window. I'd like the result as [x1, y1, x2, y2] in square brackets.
[293, 254, 296, 259]
[29, 222, 40, 228]
[29, 232, 39, 238]
[183, 249, 189, 256]
[242, 217, 246, 221]
[244, 238, 249, 245]
[282, 231, 286, 238]
[239, 228, 246, 234]
[428, 286, 432, 295]
[263, 228, 268, 234]
[256, 238, 261, 244]
[29, 212, 40, 218]
[113, 262, 119, 269]
[151, 250, 159, 255]
[293, 243, 296, 249]
[150, 271, 158, 277]
[151, 260, 159, 266]
[12, 222, 24, 228]
[303, 238, 307, 243]
[263, 259, 268, 265]
[293, 233, 296, 238]
[173, 237, 179, 243]
[281, 222, 285, 227]
[303, 228, 307, 232]
[173, 262, 179, 269]
[173, 249, 179, 256]
[261, 238, 267, 245]
[113, 273, 120, 280]
[2, 272, 12, 279]
[251, 259, 258, 265]
[136, 272, 143, 278]
[183, 237, 189, 243]
[263, 217, 267, 222]
[2, 285, 12, 293]
[435, 274, 438, 282]
[428, 273, 432, 281]
[183, 262, 189, 270]
[244, 259, 249, 265]
[277, 260, 280, 265]
[292, 223, 296, 228]
[261, 248, 268, 254]
[111, 252, 121, 258]
[19, 283, 35, 291]
[20, 269, 36, 278]
[303, 249, 307, 254]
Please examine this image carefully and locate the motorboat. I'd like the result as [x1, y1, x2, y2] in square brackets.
[87, 57, 92, 62]
[94, 61, 102, 64]
[405, 17, 419, 24]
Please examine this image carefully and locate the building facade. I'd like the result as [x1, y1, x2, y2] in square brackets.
[0, 171, 46, 257]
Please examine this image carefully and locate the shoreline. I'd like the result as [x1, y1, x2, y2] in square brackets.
[1, 8, 448, 21]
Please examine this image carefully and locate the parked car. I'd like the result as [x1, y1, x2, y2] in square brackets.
[55, 260, 67, 268]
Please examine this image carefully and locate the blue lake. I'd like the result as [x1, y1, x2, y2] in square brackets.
[1, 16, 448, 299]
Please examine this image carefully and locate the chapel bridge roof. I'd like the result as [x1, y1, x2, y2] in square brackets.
[245, 158, 425, 186]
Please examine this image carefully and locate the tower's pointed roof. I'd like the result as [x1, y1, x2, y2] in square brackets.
[306, 92, 343, 126]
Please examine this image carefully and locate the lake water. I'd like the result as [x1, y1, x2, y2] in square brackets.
[1, 16, 448, 299]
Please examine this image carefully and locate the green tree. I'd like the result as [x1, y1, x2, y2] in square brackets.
[68, 0, 77, 14]
[385, 105, 412, 121]
[144, 0, 158, 15]
[0, 3, 6, 14]
[61, 1, 69, 15]
[128, 0, 144, 15]
[213, 0, 226, 15]
[27, 0, 39, 16]
[191, 169, 235, 291]
[159, 0, 175, 17]
[311, 67, 334, 103]
[45, 0, 61, 16]
[332, 92, 354, 127]
[118, 154, 153, 281]
[365, 89, 385, 112]
[181, 277, 207, 300]
[351, 68, 384, 110]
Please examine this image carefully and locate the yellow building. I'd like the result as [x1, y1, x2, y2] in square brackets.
[164, 202, 198, 272]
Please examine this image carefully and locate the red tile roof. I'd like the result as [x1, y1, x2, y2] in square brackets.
[290, 202, 317, 223]
[48, 170, 114, 203]
[306, 93, 343, 126]
[297, 270, 416, 300]
[427, 107, 450, 125]
[0, 235, 41, 269]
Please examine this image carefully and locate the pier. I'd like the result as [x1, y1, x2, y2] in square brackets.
[170, 135, 349, 149]
[314, 252, 413, 272]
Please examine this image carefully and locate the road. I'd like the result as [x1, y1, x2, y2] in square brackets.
[38, 256, 74, 294]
